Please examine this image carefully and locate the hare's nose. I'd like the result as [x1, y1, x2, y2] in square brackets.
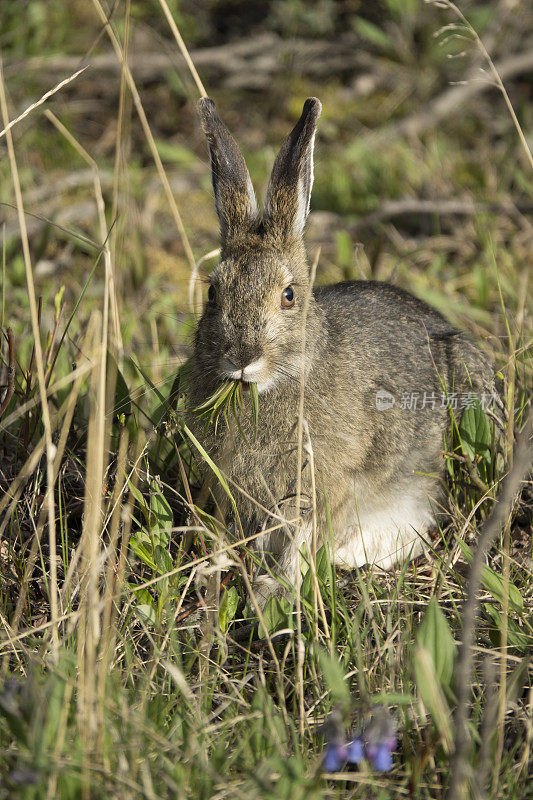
[225, 345, 261, 372]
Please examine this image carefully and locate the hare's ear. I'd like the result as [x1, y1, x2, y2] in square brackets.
[198, 98, 258, 242]
[264, 97, 321, 241]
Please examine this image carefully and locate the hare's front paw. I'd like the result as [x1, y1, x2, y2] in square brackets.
[251, 573, 289, 609]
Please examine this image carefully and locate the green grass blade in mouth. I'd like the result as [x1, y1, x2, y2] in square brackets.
[194, 379, 259, 434]
[250, 382, 259, 430]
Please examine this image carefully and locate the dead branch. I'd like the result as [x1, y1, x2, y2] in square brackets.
[381, 47, 533, 142]
[5, 34, 533, 113]
[351, 198, 533, 234]
[4, 33, 363, 91]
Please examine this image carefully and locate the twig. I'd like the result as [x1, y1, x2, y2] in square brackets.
[175, 563, 235, 624]
[90, 0, 197, 273]
[43, 109, 122, 353]
[5, 33, 362, 88]
[0, 59, 60, 662]
[352, 198, 533, 234]
[294, 247, 320, 738]
[428, 1, 533, 169]
[0, 327, 15, 417]
[157, 0, 207, 97]
[447, 410, 533, 800]
[383, 47, 533, 147]
[0, 67, 87, 140]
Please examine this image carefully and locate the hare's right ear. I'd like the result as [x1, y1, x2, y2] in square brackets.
[263, 98, 321, 242]
[198, 98, 258, 243]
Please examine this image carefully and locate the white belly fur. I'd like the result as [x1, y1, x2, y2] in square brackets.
[252, 483, 436, 604]
[334, 485, 435, 570]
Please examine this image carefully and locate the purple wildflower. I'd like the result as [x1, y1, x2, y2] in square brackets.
[321, 710, 349, 772]
[346, 737, 364, 764]
[362, 707, 397, 773]
[365, 739, 396, 772]
[322, 743, 348, 772]
[321, 706, 397, 774]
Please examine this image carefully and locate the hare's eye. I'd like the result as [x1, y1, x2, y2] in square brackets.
[208, 285, 216, 304]
[281, 285, 295, 309]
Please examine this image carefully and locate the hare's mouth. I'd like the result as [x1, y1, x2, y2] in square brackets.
[220, 356, 277, 394]
[220, 356, 268, 384]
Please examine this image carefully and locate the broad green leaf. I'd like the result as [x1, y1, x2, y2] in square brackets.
[413, 645, 452, 749]
[107, 354, 131, 424]
[415, 597, 456, 686]
[149, 479, 173, 546]
[459, 399, 491, 463]
[127, 479, 150, 523]
[130, 587, 154, 605]
[151, 364, 188, 424]
[129, 533, 157, 571]
[484, 604, 531, 653]
[259, 595, 290, 638]
[130, 357, 167, 408]
[154, 545, 173, 576]
[135, 604, 157, 626]
[505, 656, 532, 705]
[113, 360, 131, 420]
[219, 585, 239, 633]
[157, 576, 170, 613]
[458, 539, 523, 612]
[317, 648, 350, 711]
[54, 285, 65, 320]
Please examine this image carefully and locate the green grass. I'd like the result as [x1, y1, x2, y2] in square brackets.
[0, 1, 532, 798]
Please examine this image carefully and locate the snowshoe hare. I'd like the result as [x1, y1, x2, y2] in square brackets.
[190, 97, 493, 604]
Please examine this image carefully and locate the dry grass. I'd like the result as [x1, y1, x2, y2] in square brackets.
[0, 1, 531, 798]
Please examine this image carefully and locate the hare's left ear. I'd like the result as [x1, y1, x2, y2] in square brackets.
[263, 97, 321, 242]
[198, 98, 258, 245]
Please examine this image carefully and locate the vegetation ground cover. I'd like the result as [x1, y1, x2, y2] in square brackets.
[0, 1, 531, 797]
